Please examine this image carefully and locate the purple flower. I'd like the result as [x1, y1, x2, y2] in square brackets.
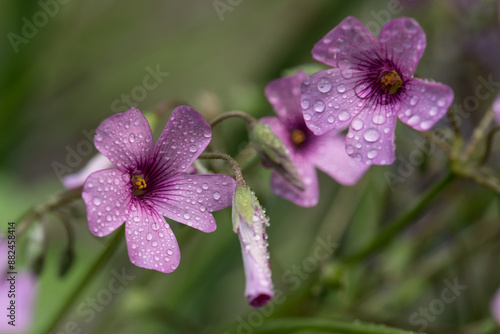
[232, 185, 273, 307]
[82, 106, 235, 273]
[492, 287, 500, 324]
[0, 237, 37, 333]
[262, 71, 368, 207]
[301, 16, 454, 165]
[493, 94, 500, 124]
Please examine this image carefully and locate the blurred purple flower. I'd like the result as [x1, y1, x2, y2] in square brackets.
[0, 237, 37, 333]
[232, 185, 273, 307]
[262, 71, 368, 207]
[83, 106, 235, 273]
[492, 287, 500, 324]
[301, 16, 454, 165]
[63, 153, 112, 189]
[493, 94, 500, 124]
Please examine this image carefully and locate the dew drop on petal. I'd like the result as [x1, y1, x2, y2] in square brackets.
[313, 100, 325, 113]
[301, 99, 310, 109]
[303, 113, 312, 121]
[146, 233, 153, 241]
[407, 115, 421, 125]
[93, 197, 101, 206]
[338, 111, 350, 121]
[351, 118, 364, 131]
[367, 149, 378, 159]
[129, 134, 135, 143]
[184, 213, 191, 220]
[420, 120, 433, 130]
[317, 77, 332, 93]
[202, 183, 209, 190]
[372, 114, 386, 125]
[189, 145, 198, 152]
[363, 128, 381, 142]
[327, 115, 335, 123]
[337, 84, 346, 93]
[204, 130, 211, 138]
[346, 145, 355, 154]
[429, 106, 438, 116]
[410, 96, 419, 106]
[213, 191, 221, 200]
[437, 97, 447, 107]
[341, 69, 353, 79]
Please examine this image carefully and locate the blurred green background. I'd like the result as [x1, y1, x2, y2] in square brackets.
[1, 0, 500, 333]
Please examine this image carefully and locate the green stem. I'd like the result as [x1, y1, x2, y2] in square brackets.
[199, 152, 245, 187]
[463, 109, 495, 160]
[209, 111, 256, 128]
[40, 226, 125, 334]
[342, 172, 455, 264]
[255, 318, 423, 334]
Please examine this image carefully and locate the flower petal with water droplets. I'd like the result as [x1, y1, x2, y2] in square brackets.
[398, 78, 454, 131]
[312, 16, 381, 69]
[147, 174, 236, 233]
[149, 106, 212, 178]
[125, 208, 180, 273]
[94, 107, 154, 172]
[493, 94, 500, 124]
[82, 168, 131, 237]
[378, 18, 426, 78]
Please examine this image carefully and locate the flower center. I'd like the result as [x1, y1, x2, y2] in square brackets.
[131, 175, 147, 195]
[380, 70, 402, 94]
[291, 129, 306, 147]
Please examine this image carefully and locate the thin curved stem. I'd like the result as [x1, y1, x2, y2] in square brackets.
[342, 172, 455, 264]
[39, 226, 125, 334]
[209, 111, 256, 128]
[479, 125, 500, 165]
[199, 152, 245, 187]
[463, 109, 495, 160]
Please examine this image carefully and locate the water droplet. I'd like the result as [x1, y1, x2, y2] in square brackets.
[204, 130, 211, 138]
[420, 120, 433, 130]
[351, 118, 364, 131]
[189, 145, 198, 152]
[407, 115, 421, 125]
[202, 183, 209, 190]
[338, 111, 350, 121]
[131, 243, 137, 249]
[152, 241, 158, 247]
[92, 197, 101, 206]
[106, 215, 112, 222]
[367, 149, 378, 159]
[200, 205, 206, 212]
[304, 113, 312, 121]
[410, 96, 418, 106]
[183, 213, 191, 220]
[133, 216, 140, 222]
[429, 106, 438, 116]
[372, 114, 386, 125]
[437, 97, 446, 107]
[341, 69, 353, 79]
[327, 115, 335, 123]
[363, 128, 381, 142]
[346, 145, 355, 154]
[213, 191, 221, 200]
[129, 133, 135, 143]
[337, 84, 346, 93]
[317, 77, 332, 93]
[355, 83, 371, 98]
[146, 233, 153, 241]
[167, 249, 173, 256]
[301, 99, 310, 109]
[313, 100, 325, 113]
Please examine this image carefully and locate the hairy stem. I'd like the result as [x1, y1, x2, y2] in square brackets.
[199, 152, 245, 187]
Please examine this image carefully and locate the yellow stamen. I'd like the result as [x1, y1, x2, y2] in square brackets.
[131, 175, 147, 190]
[291, 129, 306, 147]
[381, 70, 402, 94]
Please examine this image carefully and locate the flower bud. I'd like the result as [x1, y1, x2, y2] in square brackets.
[232, 185, 274, 307]
[248, 121, 304, 190]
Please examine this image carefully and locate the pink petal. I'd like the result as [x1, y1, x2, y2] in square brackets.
[150, 105, 212, 177]
[492, 287, 500, 324]
[312, 16, 380, 69]
[309, 131, 369, 185]
[82, 169, 131, 237]
[379, 18, 426, 78]
[94, 107, 154, 172]
[265, 71, 308, 127]
[493, 94, 500, 124]
[147, 174, 235, 233]
[346, 106, 397, 165]
[125, 207, 180, 273]
[301, 68, 370, 135]
[398, 78, 454, 131]
[63, 153, 113, 189]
